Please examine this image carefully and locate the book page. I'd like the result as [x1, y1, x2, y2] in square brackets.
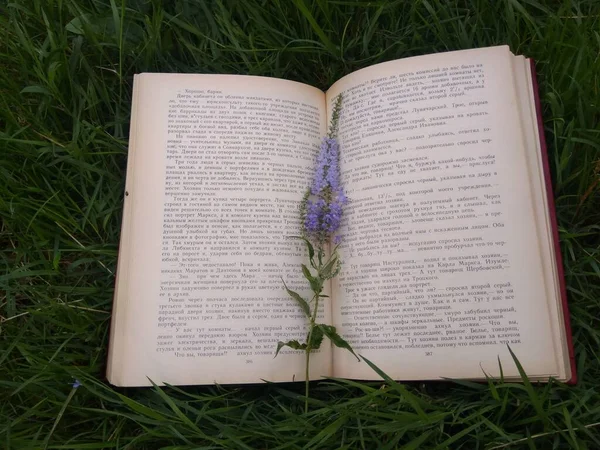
[108, 74, 330, 386]
[326, 46, 565, 380]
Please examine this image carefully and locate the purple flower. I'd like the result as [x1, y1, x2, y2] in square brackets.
[305, 198, 326, 234]
[304, 136, 347, 242]
[72, 379, 81, 389]
[323, 197, 343, 233]
[311, 138, 341, 195]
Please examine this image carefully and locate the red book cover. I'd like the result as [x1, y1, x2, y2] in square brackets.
[529, 60, 577, 384]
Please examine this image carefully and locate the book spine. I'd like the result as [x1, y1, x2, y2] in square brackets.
[529, 60, 577, 385]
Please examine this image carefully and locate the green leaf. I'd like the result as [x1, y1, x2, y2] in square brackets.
[484, 370, 500, 401]
[304, 238, 315, 262]
[304, 416, 347, 448]
[307, 326, 324, 350]
[291, 0, 338, 56]
[301, 263, 313, 280]
[116, 393, 171, 421]
[274, 340, 306, 357]
[20, 85, 51, 95]
[318, 324, 359, 360]
[433, 422, 482, 450]
[507, 345, 549, 425]
[320, 254, 340, 280]
[281, 278, 310, 318]
[360, 356, 433, 419]
[302, 264, 322, 292]
[330, 261, 342, 279]
[401, 430, 434, 450]
[289, 235, 314, 263]
[497, 355, 505, 382]
[65, 15, 86, 35]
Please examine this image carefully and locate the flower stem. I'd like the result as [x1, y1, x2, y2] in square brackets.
[304, 287, 321, 414]
[304, 340, 310, 414]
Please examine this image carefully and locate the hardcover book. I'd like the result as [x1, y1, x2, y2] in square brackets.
[107, 46, 576, 386]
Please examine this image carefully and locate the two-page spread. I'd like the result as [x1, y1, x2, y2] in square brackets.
[107, 46, 575, 387]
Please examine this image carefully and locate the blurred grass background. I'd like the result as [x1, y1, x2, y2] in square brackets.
[1, 0, 599, 448]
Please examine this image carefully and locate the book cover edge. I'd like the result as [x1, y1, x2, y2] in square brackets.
[529, 59, 577, 385]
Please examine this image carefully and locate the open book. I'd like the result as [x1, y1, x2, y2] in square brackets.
[107, 46, 576, 386]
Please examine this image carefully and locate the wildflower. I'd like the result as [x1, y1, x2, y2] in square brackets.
[303, 134, 347, 243]
[276, 94, 356, 414]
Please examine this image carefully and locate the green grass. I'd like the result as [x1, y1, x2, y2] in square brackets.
[1, 0, 599, 448]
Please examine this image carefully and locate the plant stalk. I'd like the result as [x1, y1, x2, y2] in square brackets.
[304, 276, 322, 413]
